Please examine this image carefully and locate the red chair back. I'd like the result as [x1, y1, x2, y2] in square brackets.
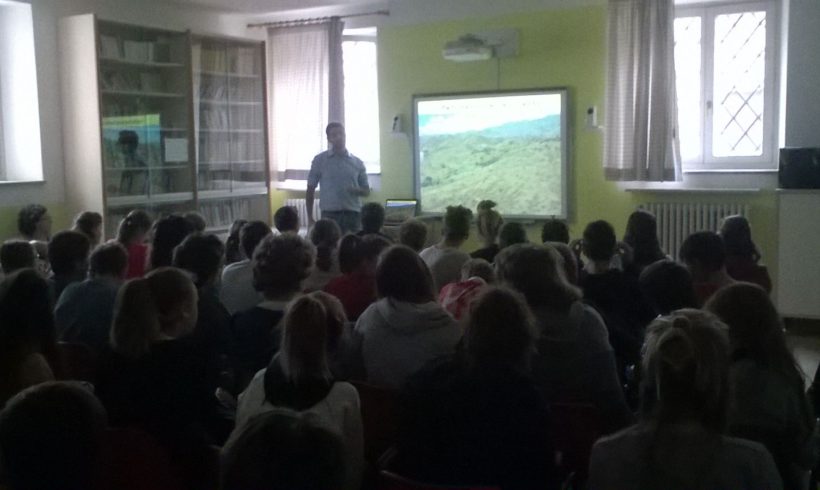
[352, 381, 401, 464]
[56, 341, 97, 383]
[377, 470, 500, 490]
[550, 402, 601, 487]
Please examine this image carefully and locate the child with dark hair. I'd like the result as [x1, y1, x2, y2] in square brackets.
[305, 219, 342, 292]
[222, 411, 346, 490]
[48, 230, 91, 300]
[0, 240, 36, 275]
[231, 294, 364, 490]
[589, 310, 782, 490]
[17, 204, 51, 242]
[638, 259, 698, 316]
[396, 287, 555, 490]
[116, 209, 152, 279]
[72, 211, 103, 247]
[623, 209, 667, 277]
[0, 269, 59, 406]
[499, 222, 528, 249]
[471, 200, 503, 263]
[420, 205, 473, 291]
[324, 234, 391, 321]
[56, 242, 128, 351]
[541, 218, 570, 244]
[399, 218, 428, 252]
[274, 206, 300, 234]
[354, 245, 460, 389]
[720, 215, 772, 293]
[706, 283, 815, 489]
[231, 234, 315, 392]
[438, 257, 495, 321]
[579, 220, 655, 370]
[357, 202, 392, 241]
[224, 219, 248, 265]
[220, 220, 272, 314]
[183, 211, 207, 233]
[149, 214, 194, 270]
[679, 230, 736, 305]
[0, 382, 107, 490]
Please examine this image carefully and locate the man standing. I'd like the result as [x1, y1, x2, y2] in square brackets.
[306, 123, 370, 234]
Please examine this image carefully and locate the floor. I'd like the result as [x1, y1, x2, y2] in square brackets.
[785, 319, 820, 388]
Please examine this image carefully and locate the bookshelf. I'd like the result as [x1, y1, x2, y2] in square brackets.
[59, 15, 271, 237]
[192, 35, 270, 232]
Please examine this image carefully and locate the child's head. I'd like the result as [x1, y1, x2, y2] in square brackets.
[274, 206, 300, 234]
[376, 245, 435, 303]
[183, 211, 207, 233]
[252, 234, 315, 299]
[679, 231, 726, 281]
[498, 222, 528, 249]
[48, 231, 91, 278]
[88, 242, 129, 280]
[0, 240, 36, 275]
[475, 200, 503, 244]
[465, 287, 536, 371]
[541, 219, 570, 244]
[624, 210, 659, 248]
[582, 220, 617, 262]
[360, 203, 386, 234]
[221, 411, 345, 490]
[398, 218, 428, 252]
[719, 215, 760, 262]
[17, 204, 50, 241]
[0, 381, 107, 490]
[72, 211, 103, 247]
[337, 234, 391, 275]
[0, 269, 55, 354]
[116, 209, 152, 246]
[277, 295, 331, 383]
[308, 291, 347, 350]
[639, 259, 698, 316]
[225, 219, 248, 263]
[111, 267, 198, 358]
[443, 205, 473, 244]
[240, 220, 273, 259]
[310, 219, 342, 273]
[545, 242, 579, 285]
[460, 258, 495, 283]
[641, 309, 729, 432]
[149, 215, 194, 269]
[172, 233, 225, 289]
[495, 243, 581, 311]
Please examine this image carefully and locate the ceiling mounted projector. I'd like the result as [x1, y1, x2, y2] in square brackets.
[442, 29, 519, 63]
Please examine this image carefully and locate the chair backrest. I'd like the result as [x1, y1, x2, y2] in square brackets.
[56, 341, 97, 383]
[94, 427, 188, 490]
[352, 380, 401, 464]
[550, 402, 601, 487]
[378, 470, 500, 490]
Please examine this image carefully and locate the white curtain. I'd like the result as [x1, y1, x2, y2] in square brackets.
[604, 0, 681, 182]
[268, 18, 345, 182]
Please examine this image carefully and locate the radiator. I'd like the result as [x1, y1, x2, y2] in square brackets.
[640, 202, 749, 260]
[284, 198, 321, 228]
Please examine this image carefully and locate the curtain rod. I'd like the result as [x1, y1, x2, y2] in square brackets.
[247, 10, 389, 28]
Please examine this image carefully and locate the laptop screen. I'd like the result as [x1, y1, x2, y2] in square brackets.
[384, 199, 418, 223]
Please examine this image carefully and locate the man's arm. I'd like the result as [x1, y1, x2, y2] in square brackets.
[306, 156, 321, 226]
[349, 165, 371, 197]
[306, 185, 317, 226]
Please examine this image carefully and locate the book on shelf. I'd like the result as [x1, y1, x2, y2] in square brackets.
[99, 35, 122, 59]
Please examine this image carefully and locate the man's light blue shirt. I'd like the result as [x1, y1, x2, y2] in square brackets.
[307, 149, 369, 212]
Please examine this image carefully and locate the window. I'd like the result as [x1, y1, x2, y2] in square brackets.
[674, 2, 777, 171]
[343, 28, 380, 174]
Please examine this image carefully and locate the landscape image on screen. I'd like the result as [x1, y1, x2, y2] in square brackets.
[416, 92, 565, 217]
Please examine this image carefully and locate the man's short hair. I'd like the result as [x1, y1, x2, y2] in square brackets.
[582, 220, 616, 262]
[48, 231, 91, 276]
[0, 382, 107, 490]
[89, 242, 128, 278]
[253, 234, 315, 297]
[18, 204, 48, 238]
[240, 221, 273, 259]
[399, 219, 427, 252]
[325, 122, 344, 137]
[172, 233, 225, 288]
[679, 231, 726, 271]
[443, 205, 473, 241]
[274, 206, 300, 233]
[0, 240, 36, 274]
[360, 202, 386, 234]
[222, 411, 345, 490]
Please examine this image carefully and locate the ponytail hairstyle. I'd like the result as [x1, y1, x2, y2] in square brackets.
[309, 291, 347, 352]
[116, 210, 152, 246]
[111, 267, 197, 359]
[310, 219, 341, 273]
[278, 295, 331, 384]
[476, 200, 502, 243]
[225, 219, 248, 265]
[719, 215, 761, 263]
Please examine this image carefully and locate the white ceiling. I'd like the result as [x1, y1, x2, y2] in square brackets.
[169, 0, 375, 14]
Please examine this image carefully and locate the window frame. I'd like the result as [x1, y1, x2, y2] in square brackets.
[676, 0, 779, 172]
[341, 30, 381, 175]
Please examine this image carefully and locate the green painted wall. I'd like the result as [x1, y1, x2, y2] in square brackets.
[0, 202, 73, 241]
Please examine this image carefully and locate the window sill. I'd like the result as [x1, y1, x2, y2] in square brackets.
[619, 169, 778, 193]
[0, 179, 45, 186]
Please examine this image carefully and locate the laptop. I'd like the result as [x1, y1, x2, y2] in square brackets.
[384, 199, 418, 225]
